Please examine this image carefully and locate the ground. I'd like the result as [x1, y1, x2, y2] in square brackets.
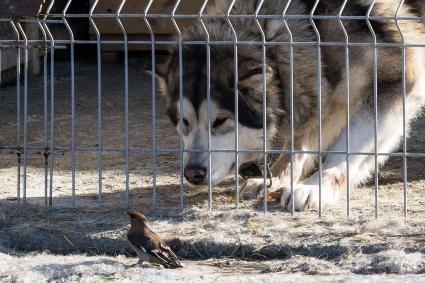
[1, 254, 425, 283]
[1, 55, 425, 281]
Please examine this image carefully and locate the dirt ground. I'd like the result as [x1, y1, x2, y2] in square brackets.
[1, 55, 425, 280]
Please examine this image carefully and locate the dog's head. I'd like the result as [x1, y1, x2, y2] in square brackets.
[155, 44, 282, 185]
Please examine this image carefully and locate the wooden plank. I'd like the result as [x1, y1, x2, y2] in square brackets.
[89, 0, 201, 35]
[88, 33, 175, 51]
[0, 48, 19, 86]
[25, 23, 41, 75]
[0, 0, 46, 18]
[90, 0, 201, 15]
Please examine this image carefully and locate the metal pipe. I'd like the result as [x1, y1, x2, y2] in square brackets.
[395, 0, 407, 217]
[144, 0, 157, 209]
[89, 0, 103, 206]
[15, 22, 28, 204]
[283, 0, 295, 215]
[9, 20, 21, 204]
[171, 0, 185, 210]
[338, 0, 350, 218]
[62, 0, 77, 208]
[199, 0, 212, 210]
[310, 0, 322, 217]
[254, 0, 267, 213]
[116, 0, 130, 207]
[227, 0, 239, 210]
[366, 0, 378, 219]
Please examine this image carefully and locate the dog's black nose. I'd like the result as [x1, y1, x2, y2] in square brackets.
[184, 166, 207, 184]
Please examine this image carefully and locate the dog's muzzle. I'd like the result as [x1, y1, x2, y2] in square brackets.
[184, 165, 207, 184]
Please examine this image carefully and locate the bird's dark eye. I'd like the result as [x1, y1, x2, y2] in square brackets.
[183, 118, 189, 127]
[213, 118, 227, 128]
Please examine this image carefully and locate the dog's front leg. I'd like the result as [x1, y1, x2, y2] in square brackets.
[280, 81, 425, 211]
[240, 152, 307, 200]
[281, 168, 345, 211]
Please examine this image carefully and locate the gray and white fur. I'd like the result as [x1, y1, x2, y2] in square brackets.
[156, 0, 425, 211]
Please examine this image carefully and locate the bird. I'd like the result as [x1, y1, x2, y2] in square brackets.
[126, 211, 183, 268]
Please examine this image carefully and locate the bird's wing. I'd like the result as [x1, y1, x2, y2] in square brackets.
[144, 228, 183, 268]
[150, 248, 176, 267]
[128, 227, 183, 268]
[127, 232, 157, 256]
[142, 242, 173, 266]
[144, 238, 182, 268]
[159, 243, 183, 267]
[138, 236, 180, 268]
[159, 243, 180, 264]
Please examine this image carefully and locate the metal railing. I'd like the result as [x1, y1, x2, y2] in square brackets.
[0, 0, 424, 217]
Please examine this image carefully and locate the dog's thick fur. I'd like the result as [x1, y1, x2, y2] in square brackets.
[157, 0, 425, 211]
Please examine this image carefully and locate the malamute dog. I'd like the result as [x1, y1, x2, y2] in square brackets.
[156, 0, 425, 211]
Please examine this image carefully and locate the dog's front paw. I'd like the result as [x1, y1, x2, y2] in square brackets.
[240, 178, 264, 200]
[281, 184, 319, 211]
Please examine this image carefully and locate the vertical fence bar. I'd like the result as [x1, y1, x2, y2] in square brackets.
[42, 0, 56, 206]
[144, 0, 157, 209]
[395, 0, 407, 217]
[283, 0, 295, 216]
[199, 0, 212, 210]
[89, 0, 103, 206]
[38, 22, 49, 206]
[338, 0, 350, 217]
[10, 21, 21, 204]
[116, 0, 130, 207]
[226, 0, 239, 210]
[171, 0, 185, 210]
[310, 0, 322, 217]
[366, 0, 379, 218]
[15, 22, 28, 205]
[63, 0, 76, 208]
[254, 0, 268, 213]
[49, 40, 54, 207]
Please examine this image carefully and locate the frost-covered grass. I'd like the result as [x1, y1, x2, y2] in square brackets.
[1, 252, 425, 283]
[1, 202, 425, 280]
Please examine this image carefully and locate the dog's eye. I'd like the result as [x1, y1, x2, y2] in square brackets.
[183, 118, 189, 127]
[213, 118, 227, 128]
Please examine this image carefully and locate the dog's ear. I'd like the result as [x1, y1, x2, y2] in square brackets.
[146, 68, 168, 94]
[238, 64, 274, 92]
[156, 53, 171, 79]
[145, 54, 171, 95]
[235, 63, 276, 128]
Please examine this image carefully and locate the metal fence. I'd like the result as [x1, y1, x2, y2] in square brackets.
[0, 0, 424, 217]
